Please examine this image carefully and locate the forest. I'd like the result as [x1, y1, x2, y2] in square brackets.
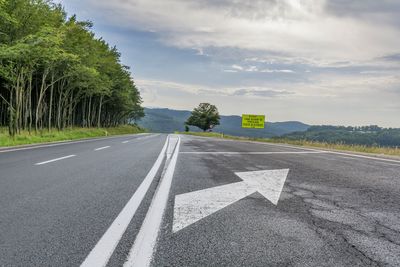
[281, 125, 400, 147]
[0, 0, 144, 136]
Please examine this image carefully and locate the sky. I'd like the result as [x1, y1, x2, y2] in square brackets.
[57, 0, 400, 127]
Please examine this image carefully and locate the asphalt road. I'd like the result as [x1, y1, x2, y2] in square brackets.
[0, 133, 166, 266]
[1, 134, 400, 266]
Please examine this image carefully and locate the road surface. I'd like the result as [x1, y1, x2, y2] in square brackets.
[1, 134, 400, 266]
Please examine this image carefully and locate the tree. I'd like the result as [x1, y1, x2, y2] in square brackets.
[186, 103, 220, 132]
[0, 0, 144, 136]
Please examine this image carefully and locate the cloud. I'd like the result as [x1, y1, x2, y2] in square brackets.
[80, 0, 400, 66]
[136, 73, 400, 101]
[260, 69, 294, 73]
[222, 69, 238, 73]
[231, 64, 244, 71]
[136, 79, 296, 99]
[245, 66, 258, 72]
[135, 76, 400, 126]
[59, 0, 400, 126]
[231, 89, 294, 98]
[227, 64, 294, 73]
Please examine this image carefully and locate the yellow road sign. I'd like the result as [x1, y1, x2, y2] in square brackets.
[242, 114, 265, 129]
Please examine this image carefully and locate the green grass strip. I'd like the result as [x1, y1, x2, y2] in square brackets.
[0, 125, 146, 147]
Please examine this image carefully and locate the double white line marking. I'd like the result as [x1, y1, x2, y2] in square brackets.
[125, 136, 181, 267]
[81, 135, 180, 267]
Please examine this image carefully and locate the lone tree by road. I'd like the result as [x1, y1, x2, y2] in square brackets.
[186, 103, 220, 132]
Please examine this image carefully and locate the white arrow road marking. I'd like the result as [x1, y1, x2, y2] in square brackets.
[173, 169, 289, 233]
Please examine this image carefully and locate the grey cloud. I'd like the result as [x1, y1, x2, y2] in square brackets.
[232, 89, 294, 98]
[381, 53, 400, 62]
[326, 0, 400, 16]
[78, 0, 400, 65]
[194, 0, 319, 21]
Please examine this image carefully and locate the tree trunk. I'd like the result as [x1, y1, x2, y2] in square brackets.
[97, 95, 103, 128]
[48, 72, 54, 132]
[8, 86, 16, 137]
[35, 67, 49, 132]
[87, 96, 92, 127]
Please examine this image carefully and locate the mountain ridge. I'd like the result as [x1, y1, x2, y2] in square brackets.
[137, 107, 310, 137]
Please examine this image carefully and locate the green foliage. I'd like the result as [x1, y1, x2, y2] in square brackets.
[281, 125, 400, 147]
[184, 125, 189, 132]
[0, 0, 144, 136]
[185, 103, 220, 132]
[0, 125, 145, 147]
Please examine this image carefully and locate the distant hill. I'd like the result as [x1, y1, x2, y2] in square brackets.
[281, 125, 400, 147]
[137, 107, 310, 137]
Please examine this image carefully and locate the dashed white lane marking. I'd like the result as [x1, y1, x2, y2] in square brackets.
[0, 134, 151, 153]
[80, 136, 169, 267]
[94, 146, 110, 151]
[124, 135, 181, 267]
[180, 151, 326, 155]
[121, 134, 160, 144]
[35, 155, 76, 165]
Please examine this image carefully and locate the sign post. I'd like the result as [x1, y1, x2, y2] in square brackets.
[241, 114, 265, 129]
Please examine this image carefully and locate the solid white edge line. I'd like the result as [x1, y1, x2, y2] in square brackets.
[94, 146, 111, 151]
[80, 136, 169, 267]
[34, 155, 76, 165]
[326, 150, 400, 164]
[0, 133, 153, 153]
[124, 135, 181, 267]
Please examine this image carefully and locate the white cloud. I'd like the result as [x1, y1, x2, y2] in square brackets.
[223, 69, 238, 73]
[60, 0, 400, 126]
[227, 64, 294, 73]
[245, 66, 258, 72]
[82, 0, 400, 66]
[260, 69, 294, 73]
[135, 73, 400, 126]
[231, 64, 244, 71]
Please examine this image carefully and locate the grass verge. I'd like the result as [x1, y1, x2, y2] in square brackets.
[0, 125, 146, 147]
[178, 131, 400, 157]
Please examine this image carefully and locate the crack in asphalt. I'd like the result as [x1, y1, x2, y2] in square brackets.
[287, 182, 400, 266]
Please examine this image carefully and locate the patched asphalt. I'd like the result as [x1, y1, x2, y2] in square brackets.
[1, 134, 399, 266]
[152, 135, 400, 267]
